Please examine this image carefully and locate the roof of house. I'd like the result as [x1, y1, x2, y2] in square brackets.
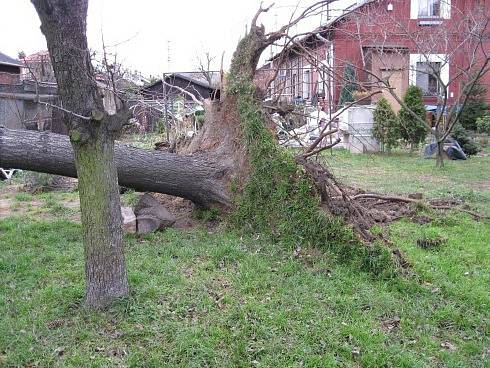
[267, 0, 377, 61]
[0, 51, 23, 67]
[144, 72, 220, 91]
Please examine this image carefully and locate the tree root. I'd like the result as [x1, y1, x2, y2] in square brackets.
[349, 193, 487, 221]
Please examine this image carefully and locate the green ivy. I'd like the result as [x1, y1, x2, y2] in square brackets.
[225, 40, 396, 277]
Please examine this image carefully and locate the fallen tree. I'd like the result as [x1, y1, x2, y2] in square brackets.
[0, 127, 230, 209]
[2, 2, 408, 279]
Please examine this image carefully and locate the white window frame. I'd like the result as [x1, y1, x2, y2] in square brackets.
[410, 0, 450, 19]
[409, 54, 449, 95]
[318, 43, 334, 101]
[303, 65, 311, 99]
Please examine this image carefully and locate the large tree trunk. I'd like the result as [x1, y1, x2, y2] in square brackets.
[0, 127, 231, 209]
[31, 0, 129, 308]
[75, 136, 128, 307]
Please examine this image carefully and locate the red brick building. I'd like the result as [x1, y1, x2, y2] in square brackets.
[265, 0, 490, 110]
[0, 51, 23, 85]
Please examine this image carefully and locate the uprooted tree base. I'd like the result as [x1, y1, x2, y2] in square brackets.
[173, 23, 409, 277]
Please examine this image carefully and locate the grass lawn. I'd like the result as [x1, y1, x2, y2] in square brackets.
[323, 147, 490, 216]
[0, 149, 489, 367]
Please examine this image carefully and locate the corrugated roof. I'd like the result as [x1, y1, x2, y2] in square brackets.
[0, 51, 23, 67]
[144, 72, 220, 91]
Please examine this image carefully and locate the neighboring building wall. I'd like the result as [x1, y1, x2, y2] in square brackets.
[21, 51, 56, 83]
[0, 64, 21, 84]
[0, 81, 61, 132]
[134, 75, 215, 131]
[0, 96, 55, 130]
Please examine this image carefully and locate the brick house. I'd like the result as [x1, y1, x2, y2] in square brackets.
[265, 0, 490, 110]
[0, 51, 23, 84]
[20, 50, 56, 83]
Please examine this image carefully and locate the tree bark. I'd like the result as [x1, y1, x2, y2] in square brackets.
[75, 137, 128, 307]
[0, 127, 231, 209]
[435, 127, 445, 168]
[31, 0, 129, 308]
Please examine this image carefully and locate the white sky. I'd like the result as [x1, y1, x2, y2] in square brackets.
[0, 0, 355, 77]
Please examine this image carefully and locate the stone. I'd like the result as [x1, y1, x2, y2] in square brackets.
[137, 206, 175, 228]
[136, 215, 161, 234]
[121, 206, 136, 234]
[134, 193, 176, 234]
[134, 193, 161, 212]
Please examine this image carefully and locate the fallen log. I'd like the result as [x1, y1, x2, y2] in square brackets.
[0, 127, 231, 209]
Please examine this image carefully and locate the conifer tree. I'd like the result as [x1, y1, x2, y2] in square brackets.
[338, 63, 358, 106]
[398, 86, 428, 148]
[372, 97, 399, 152]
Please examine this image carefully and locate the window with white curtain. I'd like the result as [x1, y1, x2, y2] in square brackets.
[411, 0, 450, 19]
[418, 0, 441, 17]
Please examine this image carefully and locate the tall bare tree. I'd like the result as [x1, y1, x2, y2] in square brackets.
[31, 0, 129, 309]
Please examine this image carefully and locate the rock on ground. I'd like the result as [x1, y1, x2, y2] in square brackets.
[121, 206, 136, 234]
[134, 193, 176, 234]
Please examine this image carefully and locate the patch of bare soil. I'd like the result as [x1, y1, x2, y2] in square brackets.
[353, 193, 413, 223]
[0, 185, 80, 222]
[0, 195, 46, 221]
[468, 181, 490, 192]
[0, 198, 11, 220]
[24, 176, 78, 194]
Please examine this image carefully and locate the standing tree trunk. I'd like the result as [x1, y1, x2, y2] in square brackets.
[435, 127, 445, 168]
[31, 0, 128, 308]
[74, 136, 128, 307]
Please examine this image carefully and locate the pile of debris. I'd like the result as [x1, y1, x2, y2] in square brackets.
[0, 168, 21, 181]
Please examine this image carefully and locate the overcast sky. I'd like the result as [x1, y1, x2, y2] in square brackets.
[0, 0, 355, 77]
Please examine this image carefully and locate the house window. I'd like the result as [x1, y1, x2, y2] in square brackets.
[266, 80, 274, 100]
[418, 0, 440, 17]
[317, 71, 325, 96]
[303, 69, 311, 99]
[411, 0, 450, 19]
[416, 61, 441, 95]
[291, 72, 297, 98]
[278, 68, 286, 80]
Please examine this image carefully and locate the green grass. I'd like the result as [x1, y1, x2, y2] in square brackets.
[14, 193, 34, 202]
[323, 147, 490, 216]
[0, 215, 488, 367]
[121, 190, 141, 207]
[118, 133, 164, 150]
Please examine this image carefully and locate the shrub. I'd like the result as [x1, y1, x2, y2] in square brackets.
[459, 79, 489, 131]
[398, 86, 428, 148]
[338, 63, 358, 106]
[451, 123, 480, 155]
[372, 97, 400, 152]
[476, 115, 490, 134]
